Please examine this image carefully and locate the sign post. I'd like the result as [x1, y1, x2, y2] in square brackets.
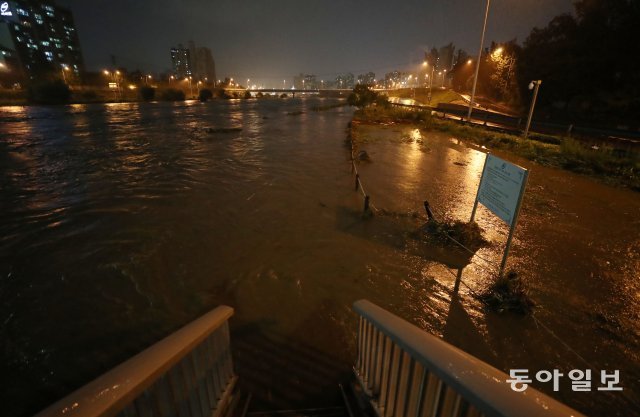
[470, 154, 529, 276]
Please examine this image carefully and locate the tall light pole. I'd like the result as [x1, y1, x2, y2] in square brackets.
[188, 76, 193, 98]
[61, 64, 70, 84]
[467, 0, 491, 122]
[523, 80, 542, 139]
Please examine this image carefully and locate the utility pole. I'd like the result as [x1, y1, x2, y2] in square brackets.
[523, 80, 541, 139]
[467, 0, 491, 122]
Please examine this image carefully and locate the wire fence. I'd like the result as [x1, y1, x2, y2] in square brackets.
[348, 129, 376, 215]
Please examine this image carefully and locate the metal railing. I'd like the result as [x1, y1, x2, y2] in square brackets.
[36, 305, 237, 417]
[353, 300, 585, 417]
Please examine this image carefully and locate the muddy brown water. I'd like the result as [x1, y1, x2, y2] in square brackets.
[0, 100, 638, 416]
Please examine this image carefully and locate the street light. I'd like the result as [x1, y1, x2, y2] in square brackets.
[467, 0, 491, 122]
[187, 76, 193, 98]
[61, 64, 70, 84]
[523, 80, 542, 139]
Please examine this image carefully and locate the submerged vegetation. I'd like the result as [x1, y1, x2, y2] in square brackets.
[479, 271, 536, 315]
[421, 219, 488, 253]
[353, 105, 640, 190]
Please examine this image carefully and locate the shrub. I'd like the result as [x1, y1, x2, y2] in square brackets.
[479, 271, 536, 315]
[27, 80, 71, 104]
[243, 90, 252, 99]
[199, 89, 213, 102]
[139, 86, 156, 101]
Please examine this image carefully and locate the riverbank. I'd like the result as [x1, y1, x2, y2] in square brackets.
[352, 105, 640, 191]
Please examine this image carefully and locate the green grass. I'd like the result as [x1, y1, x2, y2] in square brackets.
[353, 106, 640, 191]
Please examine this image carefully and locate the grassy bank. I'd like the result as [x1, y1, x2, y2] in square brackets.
[353, 106, 640, 191]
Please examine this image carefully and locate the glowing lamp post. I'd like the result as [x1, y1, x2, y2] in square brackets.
[61, 65, 70, 84]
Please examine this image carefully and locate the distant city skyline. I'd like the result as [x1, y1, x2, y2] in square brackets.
[58, 0, 574, 87]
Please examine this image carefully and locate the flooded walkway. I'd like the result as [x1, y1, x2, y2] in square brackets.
[352, 123, 640, 416]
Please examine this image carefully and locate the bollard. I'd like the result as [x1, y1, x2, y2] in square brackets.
[364, 195, 370, 213]
[355, 173, 360, 191]
[423, 200, 435, 221]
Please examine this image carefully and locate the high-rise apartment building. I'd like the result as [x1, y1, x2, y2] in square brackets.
[170, 44, 191, 79]
[0, 0, 84, 81]
[171, 41, 215, 82]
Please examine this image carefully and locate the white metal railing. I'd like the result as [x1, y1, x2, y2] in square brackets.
[353, 300, 585, 417]
[36, 305, 237, 417]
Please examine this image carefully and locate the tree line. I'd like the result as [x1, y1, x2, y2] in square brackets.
[447, 0, 639, 124]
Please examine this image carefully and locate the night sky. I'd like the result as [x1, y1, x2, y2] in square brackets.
[59, 0, 574, 87]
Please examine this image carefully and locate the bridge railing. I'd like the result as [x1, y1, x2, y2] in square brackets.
[353, 300, 584, 417]
[36, 306, 237, 417]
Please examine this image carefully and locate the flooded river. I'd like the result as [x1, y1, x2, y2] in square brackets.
[0, 99, 638, 416]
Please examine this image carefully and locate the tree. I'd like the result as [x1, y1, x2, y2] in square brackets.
[487, 41, 521, 105]
[517, 0, 640, 121]
[347, 84, 380, 108]
[199, 89, 213, 102]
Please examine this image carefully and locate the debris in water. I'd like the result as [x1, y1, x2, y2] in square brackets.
[357, 150, 370, 161]
[479, 270, 536, 315]
[420, 219, 488, 253]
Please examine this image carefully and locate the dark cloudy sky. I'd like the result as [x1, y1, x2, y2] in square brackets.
[59, 0, 574, 87]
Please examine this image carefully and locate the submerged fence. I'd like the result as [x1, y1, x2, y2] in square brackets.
[353, 299, 585, 417]
[36, 306, 237, 417]
[349, 127, 373, 215]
